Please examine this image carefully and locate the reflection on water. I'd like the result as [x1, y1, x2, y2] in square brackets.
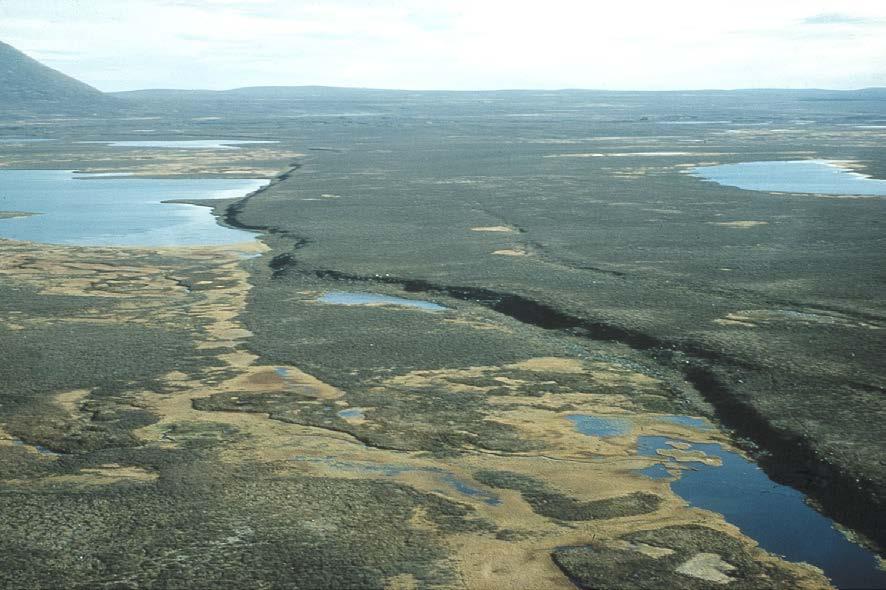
[79, 140, 278, 149]
[336, 408, 365, 419]
[660, 120, 731, 125]
[635, 463, 672, 480]
[566, 414, 631, 437]
[693, 160, 886, 196]
[563, 413, 886, 588]
[10, 438, 62, 456]
[439, 474, 501, 505]
[0, 138, 55, 143]
[318, 291, 447, 311]
[655, 415, 713, 430]
[637, 436, 886, 589]
[0, 170, 266, 246]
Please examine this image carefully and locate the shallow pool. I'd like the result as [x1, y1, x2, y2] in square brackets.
[318, 291, 447, 311]
[566, 414, 632, 437]
[288, 456, 500, 505]
[692, 160, 886, 196]
[336, 408, 365, 420]
[0, 170, 265, 246]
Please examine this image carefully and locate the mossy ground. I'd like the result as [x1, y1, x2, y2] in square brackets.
[3, 91, 881, 587]
[0, 234, 832, 589]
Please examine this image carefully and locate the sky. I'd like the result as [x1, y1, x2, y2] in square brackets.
[1, 0, 885, 92]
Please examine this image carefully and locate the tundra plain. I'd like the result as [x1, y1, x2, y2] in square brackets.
[1, 88, 884, 589]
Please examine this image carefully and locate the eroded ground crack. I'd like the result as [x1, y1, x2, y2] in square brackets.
[298, 266, 885, 551]
[221, 170, 885, 552]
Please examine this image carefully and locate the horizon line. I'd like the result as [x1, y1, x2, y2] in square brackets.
[109, 84, 886, 95]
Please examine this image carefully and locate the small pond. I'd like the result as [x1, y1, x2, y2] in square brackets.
[566, 414, 632, 437]
[288, 456, 500, 506]
[318, 291, 447, 311]
[336, 408, 366, 420]
[11, 438, 62, 456]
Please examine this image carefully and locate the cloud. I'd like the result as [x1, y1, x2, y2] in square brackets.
[0, 0, 885, 91]
[802, 12, 884, 25]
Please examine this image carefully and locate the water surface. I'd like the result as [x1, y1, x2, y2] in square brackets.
[337, 408, 365, 420]
[693, 160, 886, 196]
[0, 170, 265, 246]
[0, 138, 55, 144]
[80, 140, 277, 149]
[439, 474, 501, 505]
[11, 438, 62, 456]
[318, 291, 447, 311]
[566, 414, 631, 437]
[638, 436, 886, 589]
[655, 415, 713, 431]
[635, 463, 672, 480]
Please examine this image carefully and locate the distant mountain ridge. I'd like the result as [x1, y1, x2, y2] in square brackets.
[112, 86, 886, 99]
[0, 40, 114, 114]
[1, 38, 882, 116]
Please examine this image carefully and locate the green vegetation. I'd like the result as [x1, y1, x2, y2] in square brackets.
[0, 54, 883, 587]
[474, 470, 661, 521]
[553, 525, 812, 589]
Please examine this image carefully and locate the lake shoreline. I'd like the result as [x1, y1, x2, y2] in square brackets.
[0, 169, 267, 247]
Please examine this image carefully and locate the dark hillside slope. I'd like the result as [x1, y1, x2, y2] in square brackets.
[0, 40, 114, 114]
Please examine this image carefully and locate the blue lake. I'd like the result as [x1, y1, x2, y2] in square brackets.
[638, 436, 886, 589]
[693, 160, 886, 196]
[0, 170, 266, 246]
[318, 291, 447, 311]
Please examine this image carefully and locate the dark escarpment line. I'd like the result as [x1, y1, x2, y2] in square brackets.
[311, 269, 739, 366]
[220, 163, 311, 265]
[681, 366, 884, 545]
[221, 162, 302, 233]
[222, 174, 884, 554]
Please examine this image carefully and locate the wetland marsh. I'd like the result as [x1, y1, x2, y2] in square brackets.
[1, 87, 884, 589]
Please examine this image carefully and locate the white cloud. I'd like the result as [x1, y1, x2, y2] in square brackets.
[802, 12, 884, 25]
[0, 0, 884, 90]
